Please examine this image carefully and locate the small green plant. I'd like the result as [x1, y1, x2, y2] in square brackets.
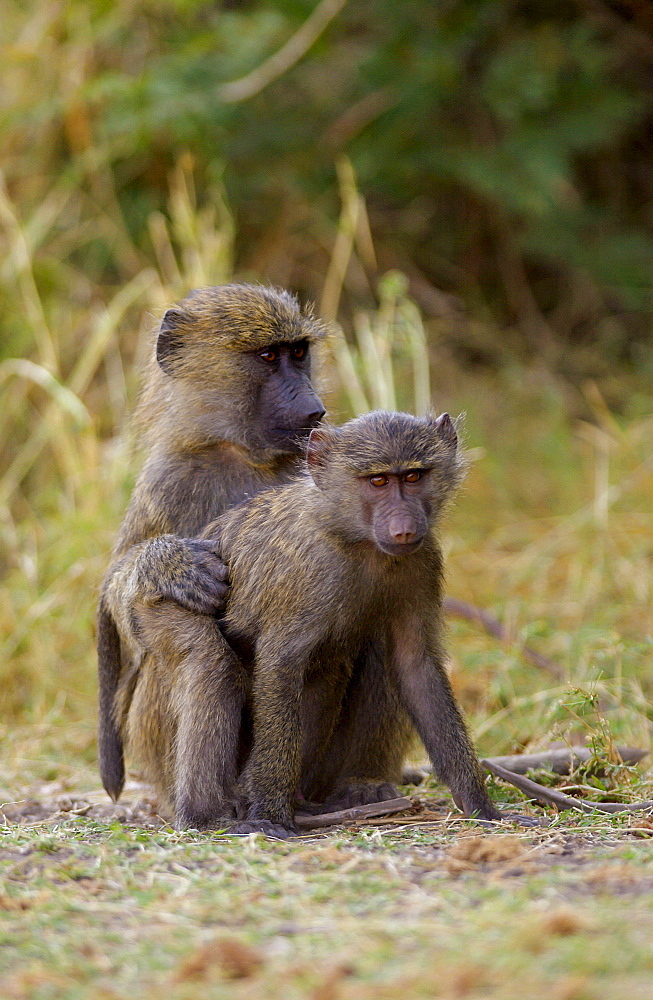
[559, 685, 621, 764]
[548, 685, 645, 799]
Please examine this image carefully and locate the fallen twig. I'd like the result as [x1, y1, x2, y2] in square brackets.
[295, 796, 412, 830]
[482, 759, 653, 814]
[404, 747, 648, 786]
[444, 596, 560, 675]
[484, 746, 648, 775]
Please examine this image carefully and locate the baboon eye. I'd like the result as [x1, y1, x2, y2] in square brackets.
[258, 347, 279, 363]
[369, 474, 389, 488]
[291, 342, 307, 360]
[404, 470, 422, 483]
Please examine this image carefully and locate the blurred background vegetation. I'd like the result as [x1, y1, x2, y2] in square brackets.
[1, 0, 652, 787]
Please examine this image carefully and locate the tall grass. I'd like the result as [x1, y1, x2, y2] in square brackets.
[0, 155, 233, 732]
[0, 103, 651, 789]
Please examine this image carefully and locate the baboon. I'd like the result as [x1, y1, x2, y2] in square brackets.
[184, 410, 502, 836]
[97, 284, 328, 810]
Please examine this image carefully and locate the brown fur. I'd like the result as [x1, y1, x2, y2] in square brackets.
[146, 410, 500, 835]
[97, 284, 327, 810]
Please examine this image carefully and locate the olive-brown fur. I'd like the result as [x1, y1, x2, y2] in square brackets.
[98, 284, 328, 813]
[189, 410, 500, 835]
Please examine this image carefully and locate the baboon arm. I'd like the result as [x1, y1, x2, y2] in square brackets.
[391, 615, 500, 821]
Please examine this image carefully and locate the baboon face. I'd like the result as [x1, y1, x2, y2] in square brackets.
[243, 339, 325, 452]
[307, 410, 465, 555]
[355, 468, 432, 555]
[154, 284, 326, 453]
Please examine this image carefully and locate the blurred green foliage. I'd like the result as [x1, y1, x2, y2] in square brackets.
[1, 0, 652, 754]
[3, 0, 653, 380]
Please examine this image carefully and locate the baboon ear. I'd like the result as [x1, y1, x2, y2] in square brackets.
[156, 309, 185, 374]
[307, 426, 339, 482]
[432, 412, 458, 449]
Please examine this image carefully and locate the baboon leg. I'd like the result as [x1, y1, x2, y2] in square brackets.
[305, 642, 414, 809]
[130, 602, 248, 829]
[173, 640, 247, 830]
[297, 662, 353, 806]
[235, 633, 331, 834]
[125, 650, 177, 817]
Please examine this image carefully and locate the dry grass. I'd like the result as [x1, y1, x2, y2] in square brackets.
[0, 150, 232, 723]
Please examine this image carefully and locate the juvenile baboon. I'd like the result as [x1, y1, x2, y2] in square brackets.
[192, 410, 501, 836]
[98, 284, 327, 810]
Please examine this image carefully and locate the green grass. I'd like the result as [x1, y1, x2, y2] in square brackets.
[2, 806, 653, 999]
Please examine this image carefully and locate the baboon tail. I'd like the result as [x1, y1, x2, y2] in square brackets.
[97, 599, 125, 801]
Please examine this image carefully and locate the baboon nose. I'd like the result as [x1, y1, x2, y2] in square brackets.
[305, 405, 326, 427]
[388, 515, 417, 545]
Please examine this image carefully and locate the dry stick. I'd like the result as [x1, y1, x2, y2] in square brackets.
[411, 747, 648, 782]
[295, 796, 412, 830]
[482, 759, 653, 815]
[485, 746, 648, 775]
[443, 596, 561, 676]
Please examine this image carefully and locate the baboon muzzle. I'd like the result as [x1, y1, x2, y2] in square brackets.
[388, 512, 418, 545]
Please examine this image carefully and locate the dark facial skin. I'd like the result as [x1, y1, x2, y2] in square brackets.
[250, 340, 325, 452]
[358, 469, 431, 556]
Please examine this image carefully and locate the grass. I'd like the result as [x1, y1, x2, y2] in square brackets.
[2, 806, 653, 999]
[1, 98, 653, 1000]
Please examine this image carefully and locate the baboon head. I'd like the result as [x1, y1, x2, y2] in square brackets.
[307, 410, 465, 556]
[151, 284, 327, 454]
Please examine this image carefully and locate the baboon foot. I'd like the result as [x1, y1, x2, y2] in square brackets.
[302, 779, 400, 814]
[451, 789, 502, 823]
[498, 812, 545, 828]
[174, 799, 236, 831]
[467, 814, 544, 829]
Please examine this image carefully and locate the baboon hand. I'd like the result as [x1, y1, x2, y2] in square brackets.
[169, 537, 229, 613]
[141, 536, 230, 614]
[452, 789, 502, 822]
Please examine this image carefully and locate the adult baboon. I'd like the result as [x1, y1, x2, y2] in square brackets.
[98, 284, 327, 813]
